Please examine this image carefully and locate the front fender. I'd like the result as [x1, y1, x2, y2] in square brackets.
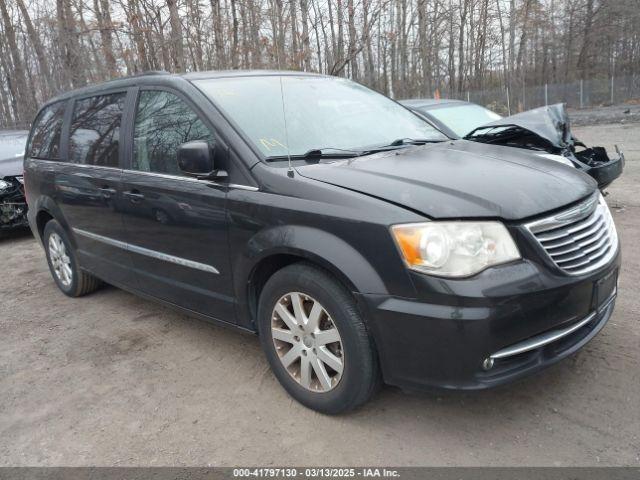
[232, 225, 390, 327]
[244, 224, 388, 292]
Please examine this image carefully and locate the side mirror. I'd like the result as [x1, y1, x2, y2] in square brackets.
[177, 141, 224, 179]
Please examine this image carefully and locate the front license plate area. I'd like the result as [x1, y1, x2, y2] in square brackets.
[595, 268, 618, 310]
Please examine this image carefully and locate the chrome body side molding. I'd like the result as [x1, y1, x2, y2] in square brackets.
[73, 228, 220, 274]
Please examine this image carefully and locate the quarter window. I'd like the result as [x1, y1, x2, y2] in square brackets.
[69, 93, 125, 167]
[133, 90, 214, 175]
[28, 101, 66, 159]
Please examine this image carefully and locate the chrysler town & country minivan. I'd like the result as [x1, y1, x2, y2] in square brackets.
[24, 71, 620, 413]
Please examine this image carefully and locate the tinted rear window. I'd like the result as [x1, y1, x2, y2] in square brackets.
[28, 102, 66, 159]
[69, 93, 125, 167]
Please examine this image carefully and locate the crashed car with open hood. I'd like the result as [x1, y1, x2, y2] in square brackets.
[0, 130, 29, 230]
[402, 100, 624, 190]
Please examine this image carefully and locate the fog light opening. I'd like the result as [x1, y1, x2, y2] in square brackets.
[482, 357, 494, 371]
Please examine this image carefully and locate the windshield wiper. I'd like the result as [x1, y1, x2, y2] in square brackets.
[386, 138, 440, 147]
[359, 138, 442, 153]
[391, 138, 433, 146]
[265, 147, 364, 162]
[264, 140, 440, 162]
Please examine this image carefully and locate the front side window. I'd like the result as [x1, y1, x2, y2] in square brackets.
[194, 76, 447, 159]
[132, 90, 214, 176]
[28, 101, 66, 160]
[69, 93, 125, 167]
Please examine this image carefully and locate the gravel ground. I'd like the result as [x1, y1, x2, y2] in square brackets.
[568, 103, 640, 126]
[0, 123, 639, 467]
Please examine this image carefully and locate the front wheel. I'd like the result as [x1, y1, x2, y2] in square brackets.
[258, 263, 379, 414]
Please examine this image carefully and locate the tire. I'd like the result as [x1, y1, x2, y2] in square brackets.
[258, 262, 379, 414]
[43, 219, 102, 297]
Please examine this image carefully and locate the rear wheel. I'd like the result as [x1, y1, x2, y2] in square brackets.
[43, 220, 102, 297]
[258, 263, 379, 414]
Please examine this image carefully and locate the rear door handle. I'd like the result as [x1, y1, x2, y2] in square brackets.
[123, 190, 145, 203]
[98, 187, 116, 197]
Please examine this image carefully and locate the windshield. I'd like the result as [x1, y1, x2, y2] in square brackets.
[424, 104, 502, 137]
[0, 133, 27, 162]
[194, 75, 446, 159]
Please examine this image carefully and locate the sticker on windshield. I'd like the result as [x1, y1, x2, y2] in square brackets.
[259, 138, 287, 151]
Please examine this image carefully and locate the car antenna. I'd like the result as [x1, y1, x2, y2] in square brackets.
[273, 31, 294, 178]
[278, 75, 294, 178]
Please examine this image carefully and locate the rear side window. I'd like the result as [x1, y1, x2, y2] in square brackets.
[69, 93, 125, 167]
[28, 101, 66, 159]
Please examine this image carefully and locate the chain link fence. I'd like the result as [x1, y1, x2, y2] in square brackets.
[448, 74, 640, 115]
[3, 74, 640, 130]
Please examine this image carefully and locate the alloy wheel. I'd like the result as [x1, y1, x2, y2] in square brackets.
[48, 232, 72, 287]
[271, 292, 344, 392]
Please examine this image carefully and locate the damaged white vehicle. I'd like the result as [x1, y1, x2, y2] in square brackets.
[0, 130, 29, 230]
[401, 100, 624, 189]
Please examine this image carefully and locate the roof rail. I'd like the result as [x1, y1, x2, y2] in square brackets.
[137, 70, 170, 76]
[114, 70, 170, 80]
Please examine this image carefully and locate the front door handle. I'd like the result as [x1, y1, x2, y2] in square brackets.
[123, 190, 145, 203]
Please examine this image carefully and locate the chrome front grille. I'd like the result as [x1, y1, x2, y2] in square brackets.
[525, 193, 618, 275]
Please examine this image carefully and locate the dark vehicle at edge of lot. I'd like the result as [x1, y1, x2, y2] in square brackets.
[0, 130, 29, 231]
[401, 99, 624, 190]
[24, 71, 620, 414]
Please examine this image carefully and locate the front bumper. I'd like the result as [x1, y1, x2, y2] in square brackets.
[588, 152, 624, 190]
[576, 148, 625, 190]
[358, 248, 620, 391]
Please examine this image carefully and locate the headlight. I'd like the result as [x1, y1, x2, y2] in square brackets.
[0, 179, 11, 191]
[391, 221, 521, 277]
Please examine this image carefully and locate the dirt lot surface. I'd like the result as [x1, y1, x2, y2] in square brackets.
[568, 103, 640, 126]
[1, 123, 639, 467]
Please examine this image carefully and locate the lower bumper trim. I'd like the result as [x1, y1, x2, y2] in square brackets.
[490, 291, 615, 361]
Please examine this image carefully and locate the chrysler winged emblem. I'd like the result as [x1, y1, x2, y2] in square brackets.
[554, 194, 598, 223]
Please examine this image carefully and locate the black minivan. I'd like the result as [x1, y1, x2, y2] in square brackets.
[24, 71, 620, 413]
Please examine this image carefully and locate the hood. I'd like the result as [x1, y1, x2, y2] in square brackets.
[0, 156, 24, 178]
[0, 131, 27, 178]
[467, 103, 573, 148]
[296, 140, 596, 221]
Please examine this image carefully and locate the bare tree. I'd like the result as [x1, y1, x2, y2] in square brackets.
[0, 0, 639, 127]
[0, 0, 32, 120]
[167, 0, 185, 71]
